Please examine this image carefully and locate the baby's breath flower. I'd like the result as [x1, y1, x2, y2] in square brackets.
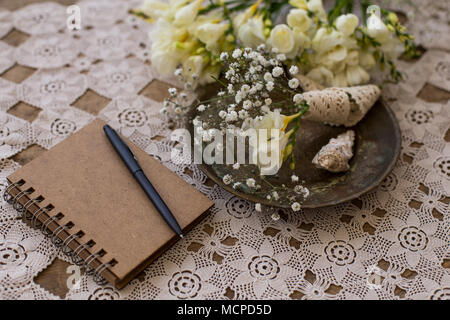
[232, 48, 242, 59]
[243, 100, 253, 110]
[291, 202, 301, 212]
[238, 110, 248, 119]
[272, 66, 283, 77]
[232, 182, 241, 189]
[277, 53, 286, 61]
[271, 191, 279, 200]
[291, 175, 299, 182]
[222, 174, 232, 185]
[168, 88, 177, 97]
[220, 52, 229, 61]
[219, 110, 227, 119]
[174, 68, 182, 77]
[225, 111, 238, 122]
[232, 163, 240, 170]
[265, 98, 272, 105]
[264, 72, 273, 82]
[266, 81, 274, 91]
[293, 93, 303, 104]
[197, 104, 206, 112]
[246, 178, 256, 188]
[288, 78, 300, 89]
[255, 203, 262, 212]
[289, 65, 299, 75]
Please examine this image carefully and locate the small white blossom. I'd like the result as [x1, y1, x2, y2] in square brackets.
[220, 52, 229, 61]
[264, 72, 273, 82]
[218, 91, 225, 97]
[246, 178, 256, 188]
[265, 98, 272, 105]
[219, 110, 227, 119]
[232, 163, 240, 170]
[232, 48, 242, 58]
[243, 100, 253, 110]
[272, 191, 279, 200]
[238, 110, 249, 119]
[272, 66, 283, 77]
[294, 185, 310, 198]
[266, 81, 274, 91]
[232, 182, 241, 189]
[289, 65, 299, 75]
[174, 68, 182, 77]
[225, 111, 238, 122]
[255, 203, 262, 212]
[255, 82, 264, 91]
[222, 174, 232, 185]
[168, 88, 177, 96]
[288, 78, 300, 89]
[291, 175, 299, 182]
[277, 53, 286, 61]
[271, 47, 279, 53]
[197, 104, 206, 112]
[293, 93, 303, 104]
[291, 202, 301, 212]
[227, 84, 234, 94]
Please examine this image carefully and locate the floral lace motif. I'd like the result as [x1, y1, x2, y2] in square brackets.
[0, 0, 448, 300]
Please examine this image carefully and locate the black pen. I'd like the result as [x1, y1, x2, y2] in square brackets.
[103, 125, 183, 238]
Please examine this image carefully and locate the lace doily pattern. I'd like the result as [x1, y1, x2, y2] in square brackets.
[21, 68, 87, 108]
[0, 78, 20, 113]
[0, 113, 33, 159]
[12, 2, 66, 35]
[0, 9, 13, 39]
[0, 0, 448, 300]
[80, 24, 148, 62]
[87, 58, 153, 99]
[15, 33, 81, 69]
[0, 41, 14, 75]
[33, 105, 95, 149]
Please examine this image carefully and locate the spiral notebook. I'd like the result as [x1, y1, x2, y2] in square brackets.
[4, 119, 213, 289]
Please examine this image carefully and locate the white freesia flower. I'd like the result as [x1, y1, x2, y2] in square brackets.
[268, 24, 295, 55]
[174, 0, 203, 25]
[346, 65, 370, 86]
[307, 0, 326, 20]
[306, 66, 334, 86]
[182, 55, 204, 79]
[335, 14, 359, 36]
[287, 9, 311, 33]
[196, 22, 229, 47]
[150, 19, 193, 75]
[140, 0, 170, 19]
[367, 13, 390, 42]
[312, 27, 344, 54]
[237, 16, 266, 48]
[245, 110, 300, 175]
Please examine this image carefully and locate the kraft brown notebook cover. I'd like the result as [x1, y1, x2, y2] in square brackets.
[5, 119, 213, 289]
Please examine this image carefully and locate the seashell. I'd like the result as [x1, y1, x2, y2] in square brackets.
[297, 84, 381, 127]
[312, 130, 355, 173]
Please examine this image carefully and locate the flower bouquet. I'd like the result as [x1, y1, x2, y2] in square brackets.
[134, 0, 417, 211]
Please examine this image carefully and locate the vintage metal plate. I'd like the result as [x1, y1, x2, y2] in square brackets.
[188, 98, 401, 209]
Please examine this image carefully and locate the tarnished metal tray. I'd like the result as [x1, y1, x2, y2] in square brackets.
[188, 98, 401, 209]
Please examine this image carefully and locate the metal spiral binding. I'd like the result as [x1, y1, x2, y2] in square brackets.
[22, 197, 43, 219]
[3, 182, 113, 286]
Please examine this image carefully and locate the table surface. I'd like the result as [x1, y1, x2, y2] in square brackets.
[0, 0, 449, 300]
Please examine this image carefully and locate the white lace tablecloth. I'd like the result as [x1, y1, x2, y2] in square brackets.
[0, 0, 448, 300]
